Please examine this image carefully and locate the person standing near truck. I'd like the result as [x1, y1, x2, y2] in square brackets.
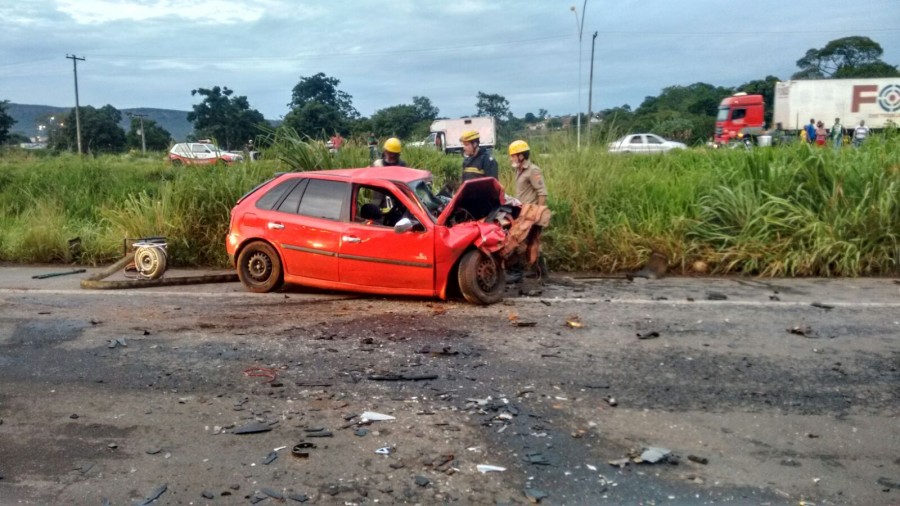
[853, 120, 870, 147]
[366, 132, 378, 161]
[805, 118, 817, 144]
[830, 118, 843, 150]
[815, 121, 827, 147]
[460, 130, 498, 182]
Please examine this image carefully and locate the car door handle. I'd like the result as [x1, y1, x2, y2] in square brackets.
[267, 222, 284, 230]
[342, 235, 361, 243]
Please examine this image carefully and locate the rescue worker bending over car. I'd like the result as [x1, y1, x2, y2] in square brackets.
[373, 137, 407, 167]
[460, 130, 498, 182]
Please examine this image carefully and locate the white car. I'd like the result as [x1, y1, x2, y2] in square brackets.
[168, 141, 244, 166]
[608, 134, 686, 154]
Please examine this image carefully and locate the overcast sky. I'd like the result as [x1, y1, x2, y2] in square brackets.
[2, 0, 898, 121]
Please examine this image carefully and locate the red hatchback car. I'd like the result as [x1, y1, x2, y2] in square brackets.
[226, 167, 523, 304]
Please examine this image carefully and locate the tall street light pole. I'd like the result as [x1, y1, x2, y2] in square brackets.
[66, 54, 85, 154]
[588, 31, 598, 140]
[570, 1, 587, 150]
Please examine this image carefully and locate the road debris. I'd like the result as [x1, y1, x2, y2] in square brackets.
[243, 367, 277, 383]
[878, 477, 900, 490]
[811, 302, 834, 311]
[477, 464, 506, 473]
[368, 373, 438, 381]
[414, 475, 430, 487]
[687, 454, 709, 465]
[233, 422, 273, 435]
[605, 396, 618, 407]
[201, 491, 214, 499]
[32, 269, 87, 279]
[706, 292, 728, 301]
[524, 487, 549, 503]
[375, 447, 392, 455]
[636, 331, 660, 340]
[788, 326, 821, 338]
[262, 487, 284, 499]
[638, 447, 673, 464]
[360, 411, 395, 422]
[524, 452, 551, 465]
[136, 483, 167, 506]
[288, 492, 309, 502]
[262, 451, 278, 465]
[565, 316, 584, 328]
[106, 338, 127, 348]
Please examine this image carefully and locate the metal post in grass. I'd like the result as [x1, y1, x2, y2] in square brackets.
[66, 54, 85, 155]
[588, 31, 597, 142]
[128, 112, 148, 154]
[570, 1, 587, 150]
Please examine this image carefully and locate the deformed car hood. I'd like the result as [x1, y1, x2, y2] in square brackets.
[436, 178, 503, 226]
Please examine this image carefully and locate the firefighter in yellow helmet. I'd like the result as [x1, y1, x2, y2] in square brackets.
[460, 130, 498, 182]
[373, 137, 407, 167]
[509, 139, 549, 278]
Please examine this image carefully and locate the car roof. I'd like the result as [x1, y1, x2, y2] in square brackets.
[282, 166, 432, 184]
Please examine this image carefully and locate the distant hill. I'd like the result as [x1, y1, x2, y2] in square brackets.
[7, 103, 195, 142]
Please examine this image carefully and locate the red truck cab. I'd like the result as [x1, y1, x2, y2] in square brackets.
[714, 93, 765, 145]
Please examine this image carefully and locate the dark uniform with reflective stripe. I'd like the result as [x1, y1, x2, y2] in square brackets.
[461, 147, 498, 182]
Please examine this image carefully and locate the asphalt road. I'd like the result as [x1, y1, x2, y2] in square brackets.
[0, 266, 898, 505]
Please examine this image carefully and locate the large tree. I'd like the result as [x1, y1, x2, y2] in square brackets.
[369, 96, 440, 139]
[0, 100, 15, 145]
[187, 86, 266, 150]
[126, 117, 172, 151]
[54, 104, 127, 153]
[476, 92, 510, 120]
[285, 73, 358, 137]
[793, 36, 900, 79]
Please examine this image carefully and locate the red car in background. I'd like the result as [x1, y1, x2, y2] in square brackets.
[226, 167, 530, 304]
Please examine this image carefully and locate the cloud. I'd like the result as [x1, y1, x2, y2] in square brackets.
[440, 0, 501, 15]
[53, 0, 272, 24]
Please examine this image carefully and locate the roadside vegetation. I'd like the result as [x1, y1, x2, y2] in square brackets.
[1, 131, 897, 276]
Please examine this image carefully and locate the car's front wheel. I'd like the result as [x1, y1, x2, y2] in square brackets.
[237, 242, 283, 293]
[458, 250, 505, 305]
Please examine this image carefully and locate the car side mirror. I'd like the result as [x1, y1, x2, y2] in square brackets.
[394, 217, 422, 234]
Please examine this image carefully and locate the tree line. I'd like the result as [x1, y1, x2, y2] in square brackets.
[0, 36, 896, 151]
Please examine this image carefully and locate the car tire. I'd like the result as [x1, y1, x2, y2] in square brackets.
[237, 242, 283, 293]
[458, 250, 505, 305]
[171, 159, 182, 167]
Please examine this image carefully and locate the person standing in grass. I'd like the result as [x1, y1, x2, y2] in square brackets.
[815, 121, 827, 147]
[830, 118, 843, 150]
[805, 118, 817, 144]
[853, 120, 870, 147]
[509, 140, 549, 278]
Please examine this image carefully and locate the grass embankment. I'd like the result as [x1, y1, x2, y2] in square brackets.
[0, 137, 897, 276]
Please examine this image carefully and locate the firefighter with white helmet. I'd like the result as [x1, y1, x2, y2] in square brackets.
[373, 137, 407, 167]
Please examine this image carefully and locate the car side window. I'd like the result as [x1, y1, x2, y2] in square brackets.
[731, 108, 746, 120]
[277, 178, 309, 214]
[629, 136, 643, 144]
[256, 179, 300, 211]
[647, 135, 663, 144]
[297, 179, 347, 221]
[353, 185, 405, 227]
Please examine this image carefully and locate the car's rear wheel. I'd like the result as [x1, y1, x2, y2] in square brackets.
[171, 159, 182, 167]
[237, 242, 283, 293]
[458, 250, 505, 305]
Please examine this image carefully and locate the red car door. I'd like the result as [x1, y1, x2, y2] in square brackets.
[272, 178, 348, 282]
[338, 183, 434, 292]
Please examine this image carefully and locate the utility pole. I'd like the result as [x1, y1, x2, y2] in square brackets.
[570, 1, 587, 150]
[128, 112, 148, 154]
[66, 54, 85, 154]
[587, 31, 598, 141]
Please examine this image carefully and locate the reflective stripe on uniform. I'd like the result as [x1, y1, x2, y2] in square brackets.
[464, 167, 484, 174]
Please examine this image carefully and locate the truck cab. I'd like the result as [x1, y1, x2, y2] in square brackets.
[714, 93, 765, 146]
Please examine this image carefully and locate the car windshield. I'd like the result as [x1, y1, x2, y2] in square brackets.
[405, 178, 446, 218]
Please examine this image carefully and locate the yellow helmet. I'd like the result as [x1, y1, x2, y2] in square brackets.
[383, 137, 402, 154]
[459, 130, 480, 142]
[508, 140, 530, 155]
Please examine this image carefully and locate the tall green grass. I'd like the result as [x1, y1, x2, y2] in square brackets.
[0, 136, 897, 276]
